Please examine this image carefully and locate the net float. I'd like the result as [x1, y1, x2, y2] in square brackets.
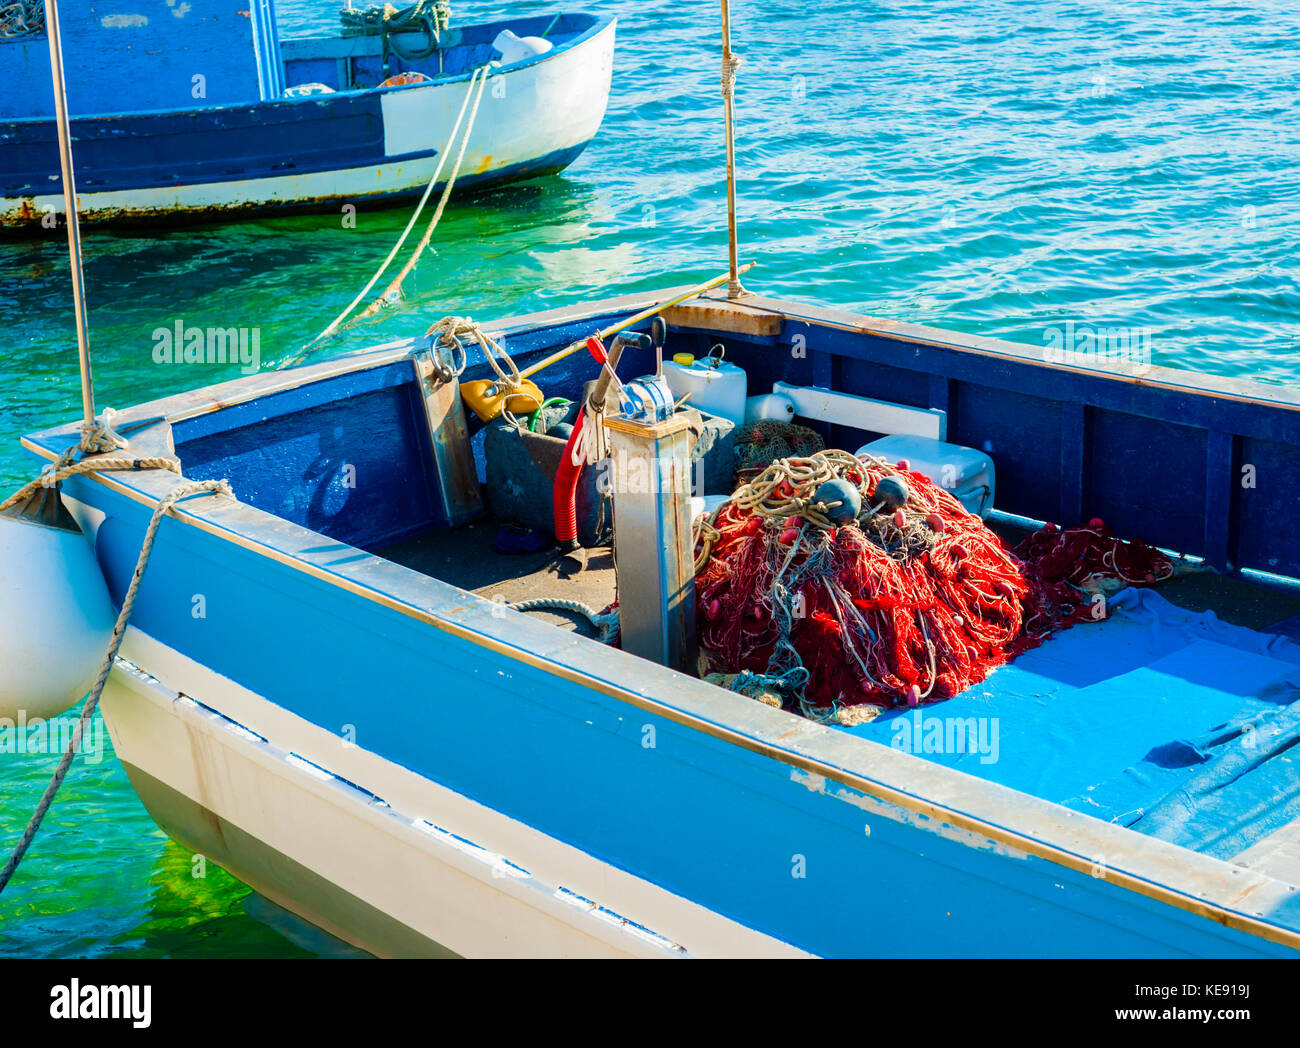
[812, 478, 862, 525]
[873, 475, 910, 511]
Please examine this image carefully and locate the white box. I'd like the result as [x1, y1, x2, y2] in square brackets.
[856, 434, 995, 518]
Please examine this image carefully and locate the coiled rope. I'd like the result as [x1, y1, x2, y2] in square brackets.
[0, 418, 232, 894]
[341, 1, 452, 66]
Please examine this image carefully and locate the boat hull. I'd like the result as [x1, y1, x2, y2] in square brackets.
[0, 18, 614, 231]
[101, 630, 803, 958]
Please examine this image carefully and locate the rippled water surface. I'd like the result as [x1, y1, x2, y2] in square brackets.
[2, 0, 1298, 956]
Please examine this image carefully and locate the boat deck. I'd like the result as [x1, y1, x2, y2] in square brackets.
[381, 517, 618, 640]
[385, 513, 1300, 886]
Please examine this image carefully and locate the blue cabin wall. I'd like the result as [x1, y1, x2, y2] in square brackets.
[665, 319, 1300, 580]
[174, 361, 446, 551]
[0, 0, 268, 120]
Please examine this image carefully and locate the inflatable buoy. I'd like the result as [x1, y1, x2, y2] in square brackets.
[872, 475, 910, 511]
[813, 478, 861, 525]
[0, 511, 114, 722]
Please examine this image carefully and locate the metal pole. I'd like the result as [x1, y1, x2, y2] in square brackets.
[720, 0, 744, 299]
[43, 0, 95, 434]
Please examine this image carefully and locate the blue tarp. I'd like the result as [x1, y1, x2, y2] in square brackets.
[846, 589, 1300, 860]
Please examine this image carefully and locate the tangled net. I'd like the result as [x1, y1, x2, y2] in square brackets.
[0, 0, 43, 37]
[734, 419, 824, 476]
[694, 450, 1172, 719]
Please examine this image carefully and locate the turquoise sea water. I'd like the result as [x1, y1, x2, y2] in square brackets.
[2, 0, 1299, 957]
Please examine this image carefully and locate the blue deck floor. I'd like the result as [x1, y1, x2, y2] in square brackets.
[845, 588, 1300, 862]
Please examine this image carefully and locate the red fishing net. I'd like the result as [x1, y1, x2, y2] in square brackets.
[694, 451, 1173, 715]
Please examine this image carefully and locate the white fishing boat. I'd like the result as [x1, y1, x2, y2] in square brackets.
[0, 1, 615, 230]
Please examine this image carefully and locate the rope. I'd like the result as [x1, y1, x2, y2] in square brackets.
[356, 64, 490, 319]
[429, 315, 519, 390]
[423, 315, 538, 423]
[721, 52, 742, 95]
[0, 410, 179, 518]
[0, 0, 42, 37]
[341, 1, 452, 68]
[510, 598, 619, 643]
[0, 475, 232, 894]
[693, 449, 902, 567]
[0, 457, 180, 516]
[298, 63, 488, 357]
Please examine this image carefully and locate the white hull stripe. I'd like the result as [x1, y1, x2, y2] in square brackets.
[103, 629, 810, 958]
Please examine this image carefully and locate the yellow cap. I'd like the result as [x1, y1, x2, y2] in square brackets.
[672, 352, 695, 366]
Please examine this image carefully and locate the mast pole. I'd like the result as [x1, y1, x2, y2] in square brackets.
[720, 0, 745, 299]
[42, 0, 95, 435]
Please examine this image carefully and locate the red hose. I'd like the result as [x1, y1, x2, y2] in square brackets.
[552, 408, 586, 544]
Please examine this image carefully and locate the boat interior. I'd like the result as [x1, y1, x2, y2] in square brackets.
[32, 291, 1300, 895]
[280, 13, 604, 94]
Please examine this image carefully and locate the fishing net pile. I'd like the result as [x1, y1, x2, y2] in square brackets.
[733, 419, 824, 477]
[694, 450, 1173, 719]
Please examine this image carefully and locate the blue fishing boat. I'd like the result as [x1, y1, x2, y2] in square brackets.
[5, 1, 1300, 960]
[0, 1, 615, 230]
[14, 282, 1300, 958]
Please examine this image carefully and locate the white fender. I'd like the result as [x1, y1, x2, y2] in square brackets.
[0, 514, 116, 721]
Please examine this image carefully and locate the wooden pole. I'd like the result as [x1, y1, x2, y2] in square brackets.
[721, 0, 744, 299]
[518, 262, 755, 381]
[43, 0, 95, 436]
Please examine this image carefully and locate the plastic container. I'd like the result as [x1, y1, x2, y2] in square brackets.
[856, 434, 996, 518]
[661, 352, 747, 426]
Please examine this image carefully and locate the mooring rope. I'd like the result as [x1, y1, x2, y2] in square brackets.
[0, 412, 180, 516]
[0, 421, 232, 895]
[353, 64, 491, 321]
[510, 597, 619, 643]
[297, 63, 489, 359]
[425, 313, 538, 420]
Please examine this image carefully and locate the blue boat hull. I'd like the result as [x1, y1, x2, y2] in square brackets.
[24, 289, 1300, 957]
[0, 13, 615, 231]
